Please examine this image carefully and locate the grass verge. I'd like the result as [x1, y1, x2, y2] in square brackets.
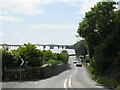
[83, 62, 120, 89]
[96, 76, 119, 88]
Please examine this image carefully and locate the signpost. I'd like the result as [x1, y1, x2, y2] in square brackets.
[20, 57, 24, 80]
[20, 58, 24, 66]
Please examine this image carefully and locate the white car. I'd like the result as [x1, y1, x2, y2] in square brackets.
[73, 60, 78, 64]
[76, 61, 82, 67]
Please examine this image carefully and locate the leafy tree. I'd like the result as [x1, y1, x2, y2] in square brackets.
[77, 1, 116, 58]
[2, 49, 15, 69]
[77, 1, 120, 84]
[74, 40, 87, 58]
[43, 50, 54, 63]
[94, 9, 120, 75]
[2, 49, 16, 80]
[59, 50, 69, 64]
[13, 43, 43, 67]
[46, 59, 62, 67]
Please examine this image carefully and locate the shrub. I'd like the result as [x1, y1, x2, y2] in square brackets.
[117, 84, 120, 90]
[46, 59, 62, 67]
[60, 50, 69, 64]
[2, 50, 15, 69]
[96, 76, 118, 88]
[28, 57, 42, 67]
[12, 43, 44, 68]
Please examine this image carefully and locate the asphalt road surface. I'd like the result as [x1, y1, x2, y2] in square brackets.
[2, 56, 114, 89]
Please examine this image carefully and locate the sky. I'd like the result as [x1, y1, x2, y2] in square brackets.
[0, 0, 119, 45]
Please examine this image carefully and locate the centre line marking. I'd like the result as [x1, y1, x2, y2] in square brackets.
[70, 75, 72, 78]
[35, 82, 38, 84]
[68, 79, 72, 88]
[64, 79, 68, 89]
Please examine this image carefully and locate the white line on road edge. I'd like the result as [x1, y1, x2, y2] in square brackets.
[64, 79, 68, 89]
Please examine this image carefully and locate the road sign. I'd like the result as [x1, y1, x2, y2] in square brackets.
[20, 57, 24, 80]
[20, 58, 24, 66]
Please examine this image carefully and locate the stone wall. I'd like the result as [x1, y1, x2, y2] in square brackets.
[3, 64, 67, 81]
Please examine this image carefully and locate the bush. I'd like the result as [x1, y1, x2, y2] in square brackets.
[43, 50, 54, 62]
[11, 43, 44, 68]
[2, 50, 15, 69]
[28, 57, 42, 67]
[46, 59, 62, 67]
[96, 76, 118, 88]
[59, 50, 69, 64]
[117, 84, 120, 90]
[2, 43, 70, 81]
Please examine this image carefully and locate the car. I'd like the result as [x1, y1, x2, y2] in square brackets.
[73, 60, 78, 64]
[76, 61, 82, 67]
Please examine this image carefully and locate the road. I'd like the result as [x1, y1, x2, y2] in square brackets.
[2, 56, 113, 89]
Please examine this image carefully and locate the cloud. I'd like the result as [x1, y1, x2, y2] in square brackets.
[0, 32, 6, 36]
[0, 0, 118, 16]
[0, 15, 22, 22]
[78, 0, 101, 15]
[28, 24, 78, 30]
[0, 0, 53, 16]
[0, 0, 100, 16]
[59, 0, 101, 15]
[76, 0, 119, 15]
[0, 11, 9, 15]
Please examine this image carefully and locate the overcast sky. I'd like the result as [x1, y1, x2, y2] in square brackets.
[0, 0, 119, 45]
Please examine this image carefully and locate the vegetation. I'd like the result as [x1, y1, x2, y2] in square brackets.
[46, 59, 62, 67]
[74, 40, 87, 58]
[2, 43, 69, 81]
[59, 50, 69, 64]
[77, 1, 120, 88]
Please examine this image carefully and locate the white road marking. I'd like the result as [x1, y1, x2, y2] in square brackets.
[64, 57, 77, 89]
[69, 75, 73, 78]
[64, 79, 68, 89]
[35, 82, 38, 84]
[68, 79, 72, 88]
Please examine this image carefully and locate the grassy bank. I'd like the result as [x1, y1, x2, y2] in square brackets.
[96, 76, 119, 89]
[83, 62, 120, 90]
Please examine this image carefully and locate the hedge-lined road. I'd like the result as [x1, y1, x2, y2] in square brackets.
[2, 56, 111, 89]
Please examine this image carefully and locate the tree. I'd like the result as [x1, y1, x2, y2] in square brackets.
[13, 43, 43, 67]
[2, 49, 15, 69]
[77, 1, 116, 58]
[43, 50, 54, 62]
[74, 40, 87, 59]
[77, 1, 120, 83]
[94, 9, 120, 75]
[59, 50, 69, 64]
